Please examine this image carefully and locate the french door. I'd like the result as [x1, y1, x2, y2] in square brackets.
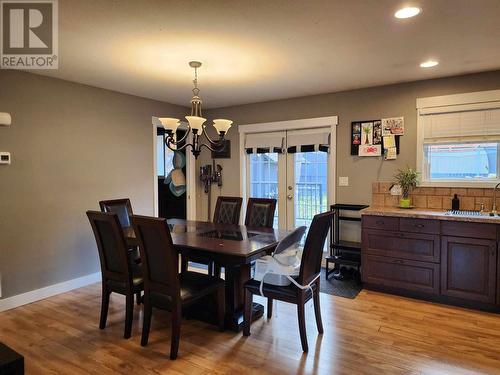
[247, 128, 330, 232]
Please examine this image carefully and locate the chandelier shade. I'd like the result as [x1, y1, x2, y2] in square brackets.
[159, 117, 180, 133]
[213, 119, 233, 135]
[185, 116, 206, 133]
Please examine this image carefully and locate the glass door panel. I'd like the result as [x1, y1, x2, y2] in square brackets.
[249, 153, 280, 228]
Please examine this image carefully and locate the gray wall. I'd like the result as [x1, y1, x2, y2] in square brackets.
[0, 71, 186, 299]
[197, 70, 500, 220]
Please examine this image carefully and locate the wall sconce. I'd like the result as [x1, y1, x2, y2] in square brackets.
[0, 113, 11, 126]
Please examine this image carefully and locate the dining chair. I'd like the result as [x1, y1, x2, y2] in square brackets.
[243, 210, 334, 352]
[182, 196, 242, 277]
[86, 211, 144, 339]
[99, 198, 133, 228]
[213, 196, 243, 224]
[244, 198, 277, 228]
[100, 198, 141, 286]
[130, 214, 226, 360]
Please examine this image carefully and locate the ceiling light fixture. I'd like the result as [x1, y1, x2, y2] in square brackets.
[394, 7, 421, 19]
[159, 61, 232, 159]
[420, 60, 439, 68]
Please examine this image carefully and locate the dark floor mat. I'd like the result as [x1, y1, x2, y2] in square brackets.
[319, 268, 362, 299]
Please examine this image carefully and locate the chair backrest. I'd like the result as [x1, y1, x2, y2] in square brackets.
[130, 215, 180, 297]
[86, 211, 132, 284]
[99, 199, 133, 228]
[213, 196, 243, 225]
[245, 198, 277, 228]
[273, 226, 306, 255]
[297, 211, 334, 285]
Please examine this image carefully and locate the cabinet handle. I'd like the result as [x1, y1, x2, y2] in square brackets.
[393, 259, 405, 264]
[415, 224, 424, 228]
[376, 220, 384, 225]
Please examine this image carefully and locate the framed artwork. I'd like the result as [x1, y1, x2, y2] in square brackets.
[351, 119, 400, 156]
[212, 140, 231, 158]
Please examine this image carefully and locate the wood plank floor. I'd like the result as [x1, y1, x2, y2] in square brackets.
[1, 283, 500, 375]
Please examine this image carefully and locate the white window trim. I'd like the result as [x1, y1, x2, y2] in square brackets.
[238, 116, 338, 224]
[416, 89, 500, 188]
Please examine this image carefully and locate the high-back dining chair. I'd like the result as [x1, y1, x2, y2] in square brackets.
[86, 211, 144, 339]
[182, 196, 243, 277]
[130, 214, 226, 360]
[213, 196, 243, 224]
[243, 210, 334, 352]
[99, 199, 133, 228]
[100, 198, 142, 270]
[245, 198, 277, 228]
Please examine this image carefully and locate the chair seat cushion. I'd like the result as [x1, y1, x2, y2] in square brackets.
[244, 278, 316, 300]
[150, 271, 224, 309]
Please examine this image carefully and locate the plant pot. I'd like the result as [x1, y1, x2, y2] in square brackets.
[399, 198, 411, 208]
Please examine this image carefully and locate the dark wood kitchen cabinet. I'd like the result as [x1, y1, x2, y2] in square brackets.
[362, 214, 500, 313]
[441, 236, 497, 304]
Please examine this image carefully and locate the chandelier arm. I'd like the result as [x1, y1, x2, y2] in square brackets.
[202, 125, 225, 146]
[165, 128, 191, 146]
[199, 142, 226, 153]
[165, 141, 195, 153]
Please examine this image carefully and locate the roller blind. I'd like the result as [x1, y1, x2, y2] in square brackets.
[286, 128, 330, 153]
[245, 132, 285, 154]
[421, 106, 500, 143]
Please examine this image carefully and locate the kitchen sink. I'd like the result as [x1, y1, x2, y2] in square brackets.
[445, 210, 500, 217]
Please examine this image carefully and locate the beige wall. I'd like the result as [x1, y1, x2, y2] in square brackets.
[0, 71, 186, 299]
[197, 70, 500, 220]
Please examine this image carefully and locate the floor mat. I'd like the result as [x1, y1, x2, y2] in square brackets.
[319, 268, 362, 299]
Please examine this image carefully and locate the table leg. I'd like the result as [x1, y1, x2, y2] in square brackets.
[224, 263, 264, 332]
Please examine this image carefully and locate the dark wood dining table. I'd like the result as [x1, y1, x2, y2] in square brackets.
[124, 218, 289, 331]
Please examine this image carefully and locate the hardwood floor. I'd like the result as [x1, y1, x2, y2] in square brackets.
[1, 283, 500, 374]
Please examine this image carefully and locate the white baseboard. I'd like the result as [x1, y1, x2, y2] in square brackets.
[0, 272, 101, 312]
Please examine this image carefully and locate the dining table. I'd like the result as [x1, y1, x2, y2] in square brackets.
[124, 218, 289, 331]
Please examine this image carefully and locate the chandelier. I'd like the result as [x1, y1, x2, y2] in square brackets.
[159, 61, 232, 159]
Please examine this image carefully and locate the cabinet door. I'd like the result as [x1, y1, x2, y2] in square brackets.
[441, 236, 497, 304]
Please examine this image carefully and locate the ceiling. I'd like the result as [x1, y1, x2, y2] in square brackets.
[35, 0, 500, 108]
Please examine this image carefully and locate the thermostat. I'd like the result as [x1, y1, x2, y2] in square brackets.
[0, 152, 11, 165]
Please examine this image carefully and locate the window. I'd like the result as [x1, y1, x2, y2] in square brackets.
[417, 90, 500, 186]
[425, 142, 498, 181]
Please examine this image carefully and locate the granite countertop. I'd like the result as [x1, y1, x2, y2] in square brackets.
[361, 206, 500, 224]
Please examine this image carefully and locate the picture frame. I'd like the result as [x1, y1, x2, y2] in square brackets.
[211, 140, 231, 158]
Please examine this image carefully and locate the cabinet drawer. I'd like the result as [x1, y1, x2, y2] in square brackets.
[400, 218, 440, 235]
[362, 215, 399, 231]
[363, 255, 440, 295]
[363, 229, 440, 263]
[441, 221, 496, 240]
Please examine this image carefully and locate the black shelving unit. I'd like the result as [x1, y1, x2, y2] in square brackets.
[325, 203, 368, 280]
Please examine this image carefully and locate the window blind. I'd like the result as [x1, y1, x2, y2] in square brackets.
[286, 128, 330, 153]
[421, 106, 500, 143]
[245, 132, 285, 154]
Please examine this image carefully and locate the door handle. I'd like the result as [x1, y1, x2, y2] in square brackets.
[287, 194, 293, 200]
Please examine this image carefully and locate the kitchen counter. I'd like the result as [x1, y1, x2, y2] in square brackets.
[361, 206, 500, 224]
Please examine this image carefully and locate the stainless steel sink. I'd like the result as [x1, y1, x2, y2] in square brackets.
[445, 210, 500, 217]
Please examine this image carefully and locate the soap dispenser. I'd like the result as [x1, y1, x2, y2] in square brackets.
[451, 194, 460, 210]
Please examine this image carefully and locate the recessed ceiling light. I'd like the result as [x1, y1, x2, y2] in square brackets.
[420, 60, 439, 68]
[394, 7, 421, 19]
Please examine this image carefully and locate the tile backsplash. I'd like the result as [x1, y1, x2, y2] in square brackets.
[372, 181, 499, 211]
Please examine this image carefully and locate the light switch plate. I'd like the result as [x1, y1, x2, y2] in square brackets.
[0, 152, 10, 164]
[339, 176, 349, 186]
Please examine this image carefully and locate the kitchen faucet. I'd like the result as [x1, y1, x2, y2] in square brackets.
[492, 182, 500, 215]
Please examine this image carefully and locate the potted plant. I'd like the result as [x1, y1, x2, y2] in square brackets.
[394, 167, 419, 208]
